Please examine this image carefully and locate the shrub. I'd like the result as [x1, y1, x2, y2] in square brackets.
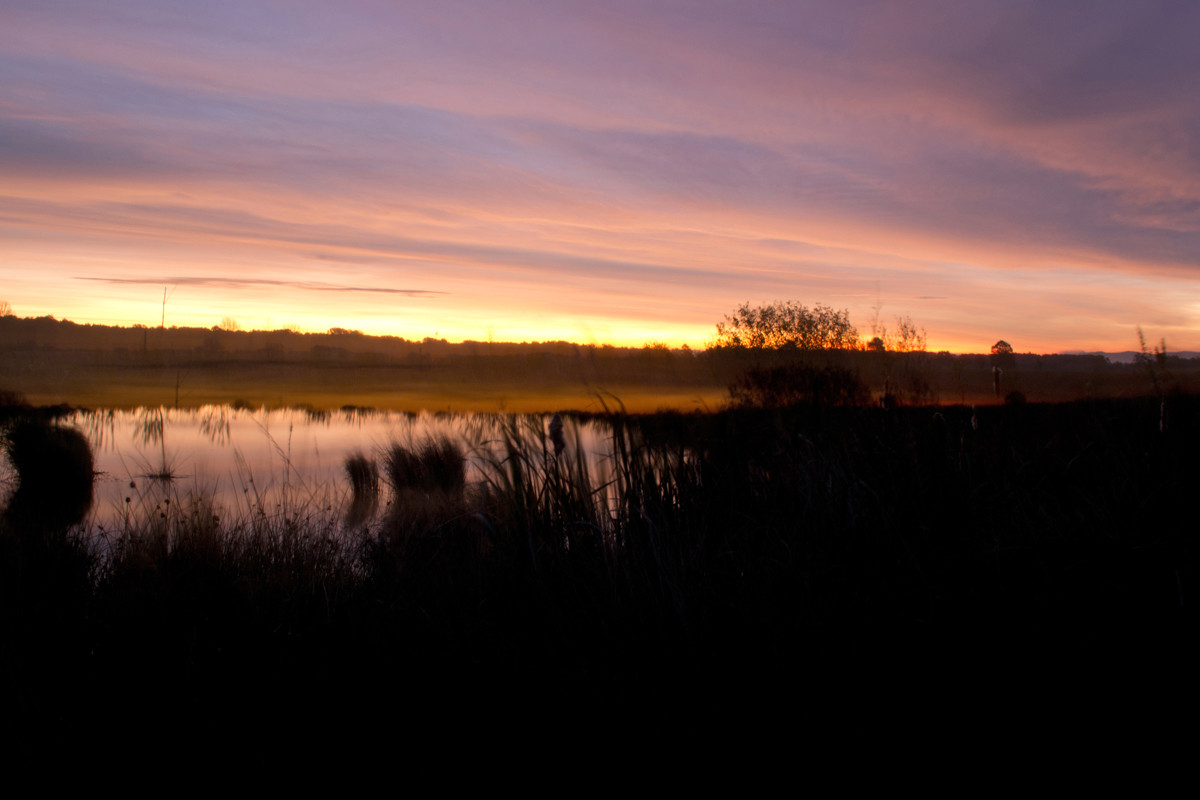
[712, 301, 858, 350]
[2, 419, 94, 530]
[729, 364, 869, 409]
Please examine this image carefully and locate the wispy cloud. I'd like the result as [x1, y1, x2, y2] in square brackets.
[77, 276, 446, 297]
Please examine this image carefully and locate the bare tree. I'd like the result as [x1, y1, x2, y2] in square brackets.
[889, 315, 927, 353]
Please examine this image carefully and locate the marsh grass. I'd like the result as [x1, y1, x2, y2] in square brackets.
[383, 434, 466, 493]
[343, 450, 379, 527]
[344, 452, 378, 497]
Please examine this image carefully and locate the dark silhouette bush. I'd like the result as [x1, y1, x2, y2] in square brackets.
[2, 419, 94, 530]
[712, 301, 859, 350]
[729, 364, 869, 409]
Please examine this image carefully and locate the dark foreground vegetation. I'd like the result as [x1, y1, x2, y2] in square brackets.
[2, 390, 1193, 762]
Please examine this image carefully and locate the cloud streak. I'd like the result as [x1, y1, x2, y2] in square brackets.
[78, 276, 446, 297]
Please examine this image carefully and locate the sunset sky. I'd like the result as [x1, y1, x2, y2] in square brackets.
[3, 1, 1199, 352]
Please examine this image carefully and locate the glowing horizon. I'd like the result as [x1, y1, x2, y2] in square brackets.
[3, 2, 1199, 355]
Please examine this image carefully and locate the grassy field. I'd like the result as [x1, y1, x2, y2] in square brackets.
[2, 351, 732, 412]
[4, 364, 729, 413]
[7, 313, 1200, 413]
[5, 344, 1198, 414]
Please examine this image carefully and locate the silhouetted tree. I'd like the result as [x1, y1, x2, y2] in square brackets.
[990, 340, 1015, 370]
[711, 301, 858, 350]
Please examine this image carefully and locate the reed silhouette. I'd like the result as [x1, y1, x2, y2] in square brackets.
[383, 435, 466, 494]
[343, 450, 379, 526]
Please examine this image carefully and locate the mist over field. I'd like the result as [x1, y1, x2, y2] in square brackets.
[3, 314, 1197, 413]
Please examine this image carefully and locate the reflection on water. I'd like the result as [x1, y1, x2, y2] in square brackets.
[72, 406, 617, 532]
[198, 406, 232, 446]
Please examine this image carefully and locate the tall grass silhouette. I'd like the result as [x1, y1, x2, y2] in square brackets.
[343, 450, 379, 527]
[383, 435, 465, 494]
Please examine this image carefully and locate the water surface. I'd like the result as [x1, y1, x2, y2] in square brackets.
[69, 406, 615, 531]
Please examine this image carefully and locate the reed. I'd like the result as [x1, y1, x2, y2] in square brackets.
[343, 450, 379, 527]
[383, 435, 465, 494]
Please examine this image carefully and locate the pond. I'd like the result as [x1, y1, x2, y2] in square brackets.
[57, 406, 620, 532]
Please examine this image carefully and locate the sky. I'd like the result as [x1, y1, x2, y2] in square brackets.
[2, 0, 1199, 353]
